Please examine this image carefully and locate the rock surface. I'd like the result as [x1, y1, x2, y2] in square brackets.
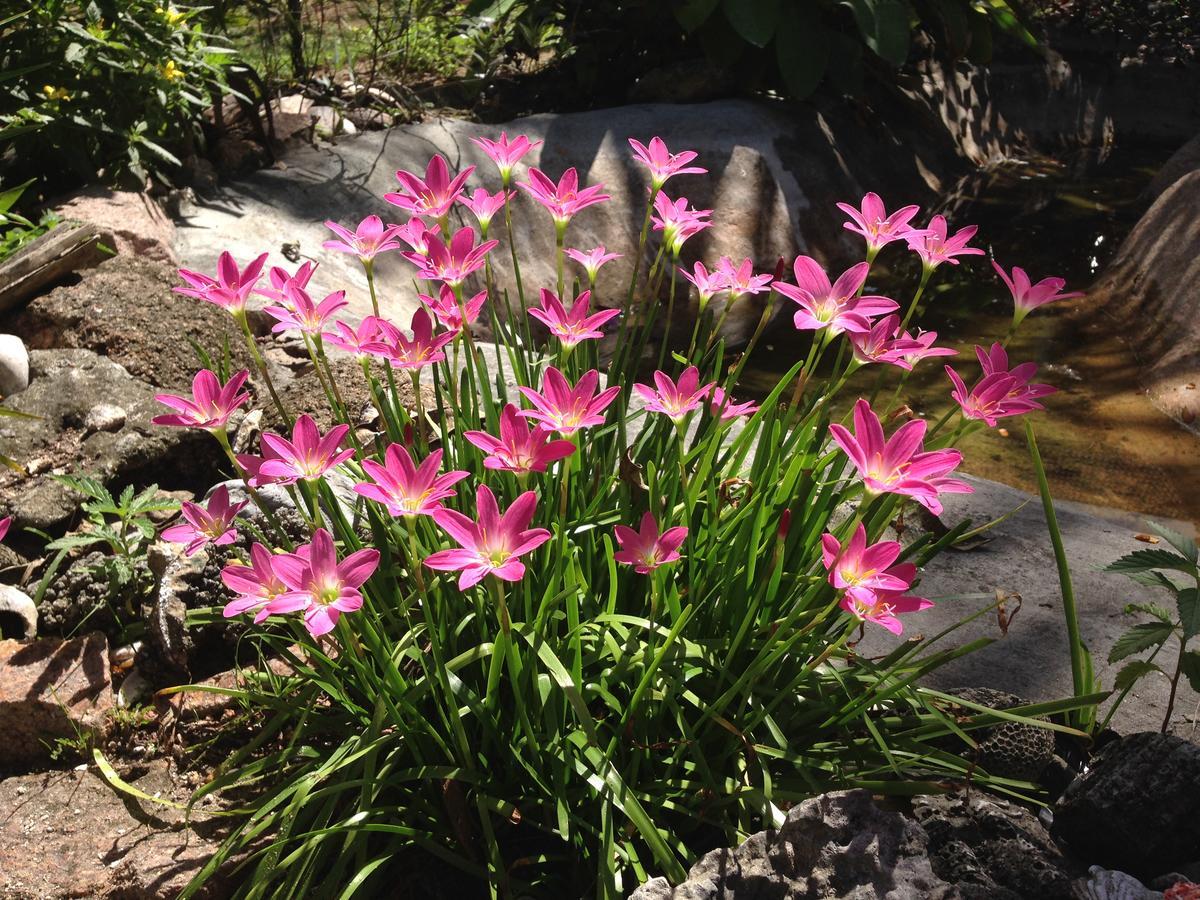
[0, 760, 234, 899]
[55, 186, 177, 265]
[1053, 733, 1200, 879]
[0, 334, 30, 397]
[0, 585, 37, 642]
[0, 633, 111, 767]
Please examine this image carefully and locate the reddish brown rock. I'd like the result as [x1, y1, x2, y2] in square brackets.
[0, 633, 112, 766]
[55, 186, 177, 265]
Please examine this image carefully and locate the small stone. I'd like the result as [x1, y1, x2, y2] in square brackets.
[0, 584, 37, 641]
[116, 667, 152, 709]
[1075, 866, 1163, 899]
[84, 403, 126, 433]
[0, 334, 30, 397]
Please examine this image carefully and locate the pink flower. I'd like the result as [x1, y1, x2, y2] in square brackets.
[829, 398, 972, 514]
[471, 132, 541, 180]
[263, 529, 380, 637]
[820, 524, 914, 603]
[906, 215, 984, 269]
[354, 445, 468, 517]
[322, 215, 404, 261]
[628, 136, 706, 187]
[175, 251, 269, 314]
[634, 366, 716, 423]
[236, 445, 288, 488]
[613, 511, 688, 574]
[322, 316, 393, 359]
[258, 414, 355, 484]
[895, 329, 957, 370]
[458, 187, 513, 231]
[840, 586, 933, 635]
[221, 542, 288, 622]
[517, 167, 610, 226]
[264, 284, 348, 335]
[945, 343, 1055, 426]
[464, 404, 576, 475]
[516, 367, 621, 436]
[679, 261, 728, 307]
[836, 193, 924, 253]
[385, 154, 474, 219]
[565, 246, 622, 282]
[716, 257, 773, 297]
[384, 307, 456, 370]
[153, 369, 250, 430]
[419, 284, 487, 334]
[395, 217, 440, 255]
[0, 517, 10, 543]
[161, 485, 247, 556]
[417, 227, 498, 287]
[256, 260, 317, 304]
[993, 260, 1084, 324]
[651, 192, 712, 254]
[708, 386, 758, 420]
[773, 257, 897, 335]
[848, 315, 926, 369]
[424, 485, 552, 589]
[527, 288, 620, 348]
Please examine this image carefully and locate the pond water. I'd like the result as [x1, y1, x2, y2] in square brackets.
[740, 148, 1200, 527]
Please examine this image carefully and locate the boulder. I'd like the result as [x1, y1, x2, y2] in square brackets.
[0, 349, 223, 531]
[1144, 131, 1200, 203]
[1053, 732, 1200, 879]
[1088, 170, 1200, 430]
[0, 334, 30, 397]
[0, 632, 111, 766]
[54, 186, 177, 265]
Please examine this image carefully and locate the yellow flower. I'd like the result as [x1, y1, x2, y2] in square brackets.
[42, 85, 71, 101]
[161, 60, 184, 81]
[156, 5, 186, 26]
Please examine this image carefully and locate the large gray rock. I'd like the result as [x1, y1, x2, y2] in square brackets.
[1053, 733, 1200, 879]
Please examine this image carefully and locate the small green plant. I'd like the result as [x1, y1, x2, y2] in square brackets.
[0, 178, 59, 263]
[45, 475, 178, 615]
[1100, 521, 1200, 733]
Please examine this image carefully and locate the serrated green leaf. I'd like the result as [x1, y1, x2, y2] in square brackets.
[1149, 520, 1199, 564]
[775, 9, 828, 98]
[1107, 548, 1197, 577]
[724, 0, 781, 48]
[1108, 622, 1174, 663]
[1181, 651, 1200, 693]
[1125, 568, 1184, 592]
[1114, 659, 1162, 691]
[1178, 588, 1200, 640]
[1124, 601, 1175, 624]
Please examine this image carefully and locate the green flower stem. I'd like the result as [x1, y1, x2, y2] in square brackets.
[235, 311, 290, 427]
[897, 265, 934, 333]
[363, 259, 380, 318]
[211, 428, 293, 550]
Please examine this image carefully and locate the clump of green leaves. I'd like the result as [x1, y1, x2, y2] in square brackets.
[44, 475, 178, 615]
[0, 2, 239, 194]
[0, 179, 59, 263]
[1101, 521, 1200, 732]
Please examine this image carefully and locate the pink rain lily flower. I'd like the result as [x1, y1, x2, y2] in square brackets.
[820, 524, 915, 603]
[264, 284, 348, 335]
[651, 192, 712, 254]
[716, 257, 773, 297]
[848, 315, 927, 369]
[0, 516, 10, 543]
[221, 542, 289, 622]
[161, 485, 248, 556]
[613, 511, 688, 574]
[516, 367, 621, 436]
[565, 246, 622, 283]
[946, 343, 1056, 426]
[634, 366, 716, 423]
[153, 369, 250, 430]
[527, 288, 620, 348]
[841, 586, 933, 635]
[419, 284, 488, 335]
[258, 414, 355, 484]
[384, 307, 456, 370]
[354, 445, 468, 518]
[425, 485, 552, 590]
[628, 136, 706, 188]
[517, 167, 610, 226]
[680, 261, 728, 308]
[896, 329, 957, 370]
[395, 217, 440, 255]
[417, 227, 498, 287]
[175, 251, 269, 314]
[236, 444, 289, 488]
[322, 215, 404, 262]
[993, 260, 1085, 325]
[256, 260, 317, 305]
[708, 386, 758, 420]
[385, 154, 474, 219]
[464, 403, 576, 475]
[829, 398, 972, 514]
[322, 316, 394, 359]
[836, 193, 924, 253]
[458, 187, 513, 231]
[906, 215, 984, 269]
[773, 257, 898, 335]
[471, 132, 542, 180]
[263, 529, 380, 638]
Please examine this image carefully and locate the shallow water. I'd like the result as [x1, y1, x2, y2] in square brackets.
[740, 149, 1200, 527]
